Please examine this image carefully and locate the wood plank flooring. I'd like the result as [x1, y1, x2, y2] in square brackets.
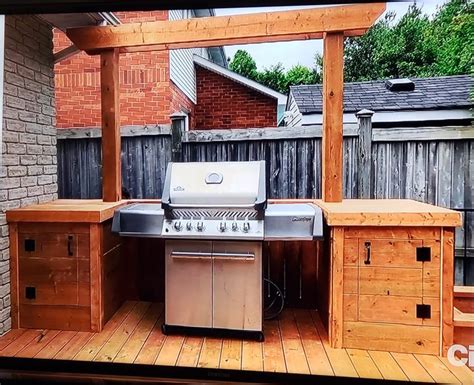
[1, 301, 472, 384]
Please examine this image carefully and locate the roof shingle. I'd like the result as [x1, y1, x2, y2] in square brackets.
[290, 75, 473, 114]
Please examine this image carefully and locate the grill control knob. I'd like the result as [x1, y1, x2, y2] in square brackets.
[196, 221, 204, 232]
[186, 221, 192, 231]
[218, 222, 226, 232]
[232, 221, 238, 232]
[173, 221, 182, 231]
[242, 222, 250, 233]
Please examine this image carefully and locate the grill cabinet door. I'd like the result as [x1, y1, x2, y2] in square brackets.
[165, 240, 213, 328]
[212, 241, 262, 331]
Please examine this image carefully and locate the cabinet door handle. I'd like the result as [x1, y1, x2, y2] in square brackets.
[67, 235, 74, 256]
[364, 241, 371, 265]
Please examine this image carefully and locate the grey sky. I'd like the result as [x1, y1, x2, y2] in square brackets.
[215, 1, 445, 71]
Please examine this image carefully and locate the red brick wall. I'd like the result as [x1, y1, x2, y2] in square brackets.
[170, 81, 196, 129]
[194, 66, 277, 129]
[54, 11, 172, 128]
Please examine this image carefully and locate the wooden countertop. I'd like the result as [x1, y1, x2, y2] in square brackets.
[6, 198, 462, 227]
[6, 199, 127, 223]
[314, 199, 462, 227]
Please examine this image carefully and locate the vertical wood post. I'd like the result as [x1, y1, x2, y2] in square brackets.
[322, 32, 344, 202]
[100, 49, 121, 202]
[170, 112, 187, 162]
[356, 109, 374, 199]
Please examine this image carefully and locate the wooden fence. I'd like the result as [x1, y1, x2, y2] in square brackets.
[57, 118, 474, 285]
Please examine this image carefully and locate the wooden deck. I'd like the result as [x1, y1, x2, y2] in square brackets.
[1, 301, 472, 383]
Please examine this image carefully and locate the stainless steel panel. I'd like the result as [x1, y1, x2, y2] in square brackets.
[212, 241, 262, 332]
[264, 203, 323, 240]
[112, 203, 164, 237]
[165, 240, 213, 328]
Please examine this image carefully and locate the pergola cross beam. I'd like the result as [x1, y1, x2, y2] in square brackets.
[64, 3, 386, 203]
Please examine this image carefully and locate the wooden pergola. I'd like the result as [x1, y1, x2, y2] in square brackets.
[65, 2, 386, 203]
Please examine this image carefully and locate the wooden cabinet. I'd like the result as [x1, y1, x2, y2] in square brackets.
[333, 226, 449, 355]
[11, 220, 123, 332]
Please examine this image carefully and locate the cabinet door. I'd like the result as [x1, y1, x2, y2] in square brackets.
[18, 230, 89, 307]
[165, 240, 212, 328]
[212, 242, 262, 331]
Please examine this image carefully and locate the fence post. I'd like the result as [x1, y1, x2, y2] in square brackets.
[356, 109, 374, 199]
[170, 112, 187, 162]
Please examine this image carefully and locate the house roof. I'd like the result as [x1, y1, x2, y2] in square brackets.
[193, 54, 287, 105]
[290, 75, 473, 114]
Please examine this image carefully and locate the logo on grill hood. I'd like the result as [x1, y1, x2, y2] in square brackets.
[292, 217, 312, 222]
[173, 186, 185, 192]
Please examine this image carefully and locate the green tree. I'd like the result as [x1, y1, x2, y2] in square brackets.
[431, 0, 474, 75]
[284, 64, 320, 92]
[343, 0, 473, 81]
[257, 63, 287, 93]
[228, 49, 259, 81]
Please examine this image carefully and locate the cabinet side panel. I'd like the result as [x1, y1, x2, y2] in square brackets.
[442, 228, 454, 356]
[329, 227, 344, 348]
[9, 223, 19, 328]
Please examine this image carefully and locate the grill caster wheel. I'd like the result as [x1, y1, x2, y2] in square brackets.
[161, 324, 168, 335]
[256, 332, 264, 342]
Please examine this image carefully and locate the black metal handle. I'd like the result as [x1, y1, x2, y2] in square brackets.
[364, 241, 371, 265]
[67, 235, 73, 256]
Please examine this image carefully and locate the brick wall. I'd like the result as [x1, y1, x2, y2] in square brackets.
[170, 81, 195, 129]
[0, 15, 57, 334]
[194, 66, 277, 129]
[54, 11, 172, 128]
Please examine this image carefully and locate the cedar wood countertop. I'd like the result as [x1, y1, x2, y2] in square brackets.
[6, 198, 462, 227]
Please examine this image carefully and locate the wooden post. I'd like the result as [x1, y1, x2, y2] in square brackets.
[356, 109, 374, 199]
[100, 49, 121, 202]
[322, 32, 344, 202]
[170, 112, 187, 162]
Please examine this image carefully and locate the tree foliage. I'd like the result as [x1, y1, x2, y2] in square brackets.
[228, 0, 472, 92]
[344, 0, 473, 81]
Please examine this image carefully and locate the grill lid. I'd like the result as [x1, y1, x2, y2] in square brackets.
[162, 161, 266, 210]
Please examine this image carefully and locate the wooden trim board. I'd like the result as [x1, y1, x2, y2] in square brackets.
[66, 3, 386, 52]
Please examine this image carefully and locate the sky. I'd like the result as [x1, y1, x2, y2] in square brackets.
[215, 1, 445, 71]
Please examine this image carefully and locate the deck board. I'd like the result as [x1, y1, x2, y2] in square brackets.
[35, 331, 78, 359]
[262, 320, 286, 373]
[177, 337, 204, 367]
[134, 313, 166, 365]
[219, 339, 242, 370]
[293, 309, 333, 376]
[0, 301, 469, 383]
[114, 303, 162, 363]
[94, 301, 150, 362]
[74, 301, 137, 361]
[346, 349, 383, 379]
[415, 355, 461, 384]
[311, 310, 358, 378]
[368, 350, 408, 381]
[279, 310, 310, 374]
[391, 352, 435, 383]
[197, 338, 222, 369]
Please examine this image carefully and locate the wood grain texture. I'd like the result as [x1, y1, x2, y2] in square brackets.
[219, 339, 242, 370]
[279, 310, 310, 374]
[315, 199, 462, 227]
[134, 311, 166, 365]
[35, 331, 78, 359]
[197, 338, 222, 369]
[54, 332, 94, 360]
[7, 200, 125, 223]
[442, 228, 455, 356]
[262, 320, 286, 373]
[346, 349, 383, 379]
[177, 337, 204, 368]
[9, 222, 19, 328]
[329, 227, 344, 348]
[15, 330, 60, 358]
[241, 340, 264, 371]
[89, 223, 101, 332]
[391, 352, 434, 383]
[66, 3, 386, 51]
[415, 354, 460, 384]
[155, 335, 185, 366]
[344, 322, 439, 354]
[321, 32, 344, 202]
[100, 49, 121, 202]
[368, 350, 408, 381]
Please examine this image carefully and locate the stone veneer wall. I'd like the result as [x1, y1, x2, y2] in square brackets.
[0, 15, 57, 334]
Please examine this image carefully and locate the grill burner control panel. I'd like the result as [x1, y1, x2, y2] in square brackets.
[162, 218, 264, 240]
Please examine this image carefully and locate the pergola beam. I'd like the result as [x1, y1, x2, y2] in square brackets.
[100, 49, 121, 202]
[66, 3, 385, 52]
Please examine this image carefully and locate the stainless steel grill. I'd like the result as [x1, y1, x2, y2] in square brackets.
[112, 160, 323, 341]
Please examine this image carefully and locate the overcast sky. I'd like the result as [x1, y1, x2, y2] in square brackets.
[215, 1, 445, 70]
